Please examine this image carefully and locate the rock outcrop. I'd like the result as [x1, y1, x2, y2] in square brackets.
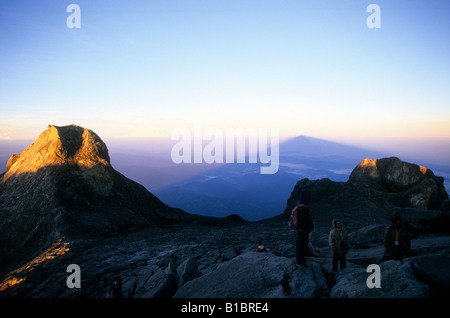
[283, 157, 450, 242]
[349, 157, 448, 210]
[3, 124, 111, 183]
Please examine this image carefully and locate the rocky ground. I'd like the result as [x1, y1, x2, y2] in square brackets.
[1, 217, 449, 298]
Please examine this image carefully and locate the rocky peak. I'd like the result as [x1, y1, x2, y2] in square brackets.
[3, 125, 110, 182]
[349, 157, 448, 210]
[284, 156, 449, 240]
[0, 125, 211, 276]
[349, 157, 432, 191]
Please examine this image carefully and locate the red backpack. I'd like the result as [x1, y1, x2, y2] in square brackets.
[288, 204, 305, 230]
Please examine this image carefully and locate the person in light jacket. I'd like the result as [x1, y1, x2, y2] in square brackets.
[329, 219, 349, 272]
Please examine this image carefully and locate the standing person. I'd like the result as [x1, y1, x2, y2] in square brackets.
[295, 190, 314, 269]
[329, 219, 349, 272]
[383, 214, 411, 261]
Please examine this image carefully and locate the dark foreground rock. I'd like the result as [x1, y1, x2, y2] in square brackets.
[173, 252, 325, 298]
[1, 218, 449, 298]
[326, 234, 450, 298]
[329, 260, 432, 298]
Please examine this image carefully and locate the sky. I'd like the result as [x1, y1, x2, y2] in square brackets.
[0, 0, 449, 161]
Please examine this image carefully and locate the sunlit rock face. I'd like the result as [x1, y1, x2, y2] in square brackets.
[3, 125, 113, 195]
[350, 157, 430, 189]
[5, 125, 110, 175]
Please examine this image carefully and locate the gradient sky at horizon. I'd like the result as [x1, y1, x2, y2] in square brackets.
[1, 1, 449, 153]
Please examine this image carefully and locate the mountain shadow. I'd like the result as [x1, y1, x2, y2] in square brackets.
[154, 135, 386, 221]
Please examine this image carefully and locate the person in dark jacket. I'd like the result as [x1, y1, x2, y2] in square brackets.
[295, 190, 314, 269]
[382, 214, 411, 261]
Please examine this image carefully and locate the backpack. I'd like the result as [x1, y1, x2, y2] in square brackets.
[288, 204, 305, 230]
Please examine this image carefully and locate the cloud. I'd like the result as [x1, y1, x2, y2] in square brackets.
[0, 131, 13, 140]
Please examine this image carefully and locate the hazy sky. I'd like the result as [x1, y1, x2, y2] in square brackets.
[1, 1, 449, 151]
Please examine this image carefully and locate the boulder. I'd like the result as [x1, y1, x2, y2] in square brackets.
[134, 264, 178, 298]
[310, 261, 330, 298]
[174, 252, 323, 298]
[330, 260, 432, 298]
[410, 251, 450, 296]
[387, 207, 442, 232]
[272, 243, 296, 258]
[121, 276, 138, 298]
[349, 157, 448, 210]
[177, 258, 202, 287]
[346, 234, 450, 267]
[348, 224, 386, 249]
[346, 245, 385, 267]
[350, 157, 429, 189]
